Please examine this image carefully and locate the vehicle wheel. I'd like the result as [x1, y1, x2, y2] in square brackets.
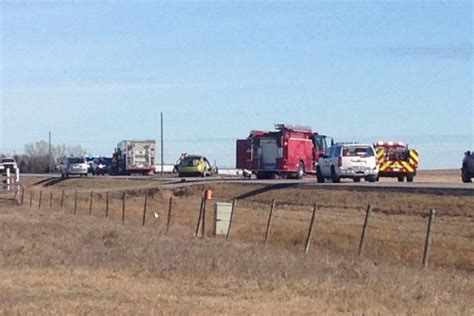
[397, 176, 404, 182]
[406, 174, 414, 182]
[61, 173, 64, 179]
[296, 161, 304, 180]
[331, 166, 340, 183]
[367, 176, 377, 183]
[353, 177, 361, 183]
[316, 167, 324, 183]
[462, 167, 472, 183]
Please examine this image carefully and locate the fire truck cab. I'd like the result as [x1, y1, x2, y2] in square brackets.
[236, 124, 329, 179]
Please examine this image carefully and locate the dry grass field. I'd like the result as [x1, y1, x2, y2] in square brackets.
[1, 172, 473, 314]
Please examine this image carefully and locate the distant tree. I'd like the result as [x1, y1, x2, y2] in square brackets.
[23, 141, 88, 173]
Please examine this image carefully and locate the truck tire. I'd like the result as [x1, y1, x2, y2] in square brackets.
[462, 167, 472, 183]
[316, 167, 324, 183]
[331, 166, 340, 183]
[353, 177, 361, 183]
[406, 173, 414, 182]
[397, 176, 404, 182]
[366, 176, 377, 183]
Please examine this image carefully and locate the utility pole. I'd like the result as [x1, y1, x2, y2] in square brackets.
[48, 131, 52, 174]
[160, 112, 164, 175]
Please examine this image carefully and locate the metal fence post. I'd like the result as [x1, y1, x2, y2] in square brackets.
[166, 196, 173, 233]
[358, 204, 372, 257]
[121, 193, 126, 224]
[105, 191, 109, 218]
[38, 190, 43, 209]
[422, 209, 436, 268]
[74, 191, 78, 215]
[89, 191, 93, 216]
[142, 191, 148, 226]
[264, 199, 276, 246]
[304, 203, 318, 253]
[226, 199, 237, 241]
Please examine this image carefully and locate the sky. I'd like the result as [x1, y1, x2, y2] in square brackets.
[1, 0, 472, 169]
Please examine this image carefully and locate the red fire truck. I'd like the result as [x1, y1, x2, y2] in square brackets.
[236, 124, 330, 179]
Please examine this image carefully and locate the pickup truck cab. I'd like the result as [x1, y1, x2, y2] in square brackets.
[317, 143, 379, 183]
[60, 157, 89, 178]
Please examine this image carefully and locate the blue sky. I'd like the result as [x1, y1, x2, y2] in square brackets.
[1, 1, 472, 168]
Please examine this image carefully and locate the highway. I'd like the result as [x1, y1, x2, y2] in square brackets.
[21, 173, 474, 196]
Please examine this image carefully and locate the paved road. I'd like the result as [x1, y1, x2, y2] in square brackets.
[21, 174, 474, 195]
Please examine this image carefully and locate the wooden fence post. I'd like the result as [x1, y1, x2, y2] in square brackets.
[142, 191, 148, 226]
[74, 191, 78, 215]
[49, 192, 53, 209]
[195, 197, 205, 237]
[105, 191, 109, 219]
[226, 199, 237, 241]
[422, 209, 436, 268]
[304, 203, 318, 253]
[166, 196, 173, 233]
[38, 190, 43, 209]
[358, 204, 372, 257]
[60, 190, 65, 209]
[21, 188, 25, 205]
[121, 193, 126, 224]
[264, 199, 276, 246]
[29, 193, 33, 208]
[89, 191, 93, 216]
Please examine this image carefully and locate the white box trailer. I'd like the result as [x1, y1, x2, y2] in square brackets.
[111, 140, 156, 175]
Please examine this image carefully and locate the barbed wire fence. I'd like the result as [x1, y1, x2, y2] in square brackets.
[15, 186, 474, 270]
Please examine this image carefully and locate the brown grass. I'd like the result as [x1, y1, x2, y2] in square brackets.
[1, 175, 473, 313]
[1, 204, 473, 314]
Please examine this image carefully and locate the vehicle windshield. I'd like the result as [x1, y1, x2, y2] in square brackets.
[1, 158, 15, 163]
[69, 158, 86, 164]
[180, 157, 202, 166]
[314, 135, 327, 151]
[343, 146, 374, 157]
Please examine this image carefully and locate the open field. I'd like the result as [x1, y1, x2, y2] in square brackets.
[1, 172, 473, 314]
[1, 204, 473, 314]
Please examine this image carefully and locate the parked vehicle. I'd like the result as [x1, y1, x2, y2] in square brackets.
[374, 141, 419, 182]
[60, 157, 89, 178]
[110, 140, 156, 175]
[1, 157, 17, 171]
[461, 151, 474, 183]
[91, 157, 112, 175]
[85, 157, 95, 173]
[317, 143, 378, 183]
[236, 124, 330, 179]
[176, 154, 215, 177]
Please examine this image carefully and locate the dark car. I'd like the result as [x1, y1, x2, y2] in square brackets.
[462, 151, 474, 183]
[91, 157, 112, 175]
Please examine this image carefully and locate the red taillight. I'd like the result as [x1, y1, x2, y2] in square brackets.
[337, 157, 342, 167]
